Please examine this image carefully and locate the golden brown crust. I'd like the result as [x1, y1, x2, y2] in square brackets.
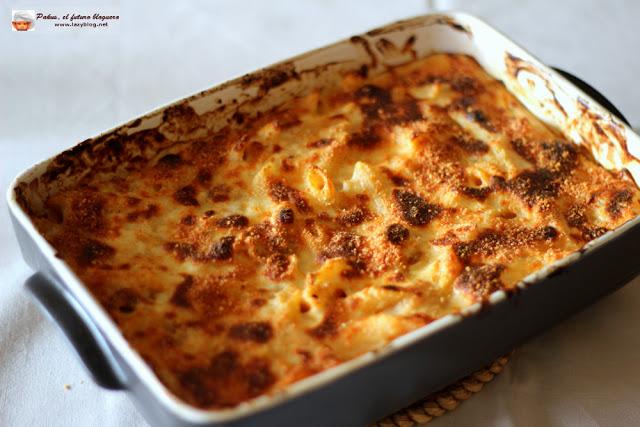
[24, 54, 640, 409]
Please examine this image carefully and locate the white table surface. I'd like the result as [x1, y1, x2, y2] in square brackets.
[2, 1, 640, 426]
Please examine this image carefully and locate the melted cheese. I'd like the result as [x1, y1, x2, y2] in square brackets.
[26, 54, 640, 409]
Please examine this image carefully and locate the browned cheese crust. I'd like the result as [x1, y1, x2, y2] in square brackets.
[26, 54, 640, 408]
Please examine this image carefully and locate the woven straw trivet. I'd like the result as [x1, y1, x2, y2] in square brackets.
[373, 353, 511, 427]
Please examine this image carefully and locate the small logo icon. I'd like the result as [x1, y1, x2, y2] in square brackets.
[12, 10, 36, 31]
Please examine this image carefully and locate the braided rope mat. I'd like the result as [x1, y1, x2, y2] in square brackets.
[373, 354, 510, 427]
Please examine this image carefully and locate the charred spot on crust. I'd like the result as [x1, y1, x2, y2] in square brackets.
[197, 169, 212, 185]
[299, 301, 311, 313]
[228, 322, 273, 343]
[490, 175, 507, 189]
[39, 128, 160, 184]
[265, 253, 291, 280]
[565, 204, 586, 229]
[454, 230, 505, 264]
[453, 264, 505, 301]
[158, 153, 182, 168]
[341, 261, 368, 278]
[243, 221, 295, 262]
[278, 208, 294, 224]
[354, 84, 422, 131]
[308, 317, 337, 339]
[450, 95, 474, 110]
[164, 241, 198, 261]
[209, 350, 239, 377]
[334, 288, 347, 299]
[510, 138, 534, 163]
[242, 141, 265, 163]
[383, 169, 410, 186]
[337, 206, 369, 226]
[308, 304, 343, 339]
[106, 139, 123, 157]
[390, 175, 409, 186]
[215, 349, 272, 385]
[280, 157, 295, 172]
[565, 204, 609, 241]
[348, 129, 382, 149]
[386, 223, 409, 245]
[174, 185, 199, 206]
[584, 227, 609, 240]
[269, 181, 291, 202]
[608, 189, 633, 218]
[209, 185, 230, 203]
[450, 97, 494, 131]
[78, 239, 115, 266]
[539, 140, 577, 174]
[451, 136, 489, 154]
[245, 359, 276, 396]
[268, 181, 310, 213]
[181, 215, 196, 226]
[190, 280, 233, 319]
[506, 169, 559, 206]
[387, 100, 423, 124]
[392, 189, 441, 226]
[454, 226, 558, 265]
[178, 350, 276, 407]
[232, 111, 245, 125]
[467, 109, 491, 126]
[209, 236, 235, 260]
[186, 132, 227, 164]
[355, 84, 391, 105]
[460, 186, 492, 200]
[538, 226, 559, 240]
[356, 64, 369, 78]
[71, 194, 106, 233]
[201, 245, 234, 264]
[109, 288, 141, 314]
[170, 275, 194, 308]
[358, 89, 422, 124]
[178, 368, 218, 408]
[511, 139, 577, 175]
[216, 215, 249, 228]
[320, 231, 361, 260]
[451, 76, 480, 95]
[320, 231, 369, 277]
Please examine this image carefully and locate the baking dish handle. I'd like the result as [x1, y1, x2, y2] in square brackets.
[25, 272, 128, 390]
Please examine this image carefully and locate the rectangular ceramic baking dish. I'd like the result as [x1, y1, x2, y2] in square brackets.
[8, 12, 640, 427]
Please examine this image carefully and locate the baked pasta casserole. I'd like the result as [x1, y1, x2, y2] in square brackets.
[22, 53, 640, 408]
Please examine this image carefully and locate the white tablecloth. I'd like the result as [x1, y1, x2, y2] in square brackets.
[2, 1, 640, 426]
